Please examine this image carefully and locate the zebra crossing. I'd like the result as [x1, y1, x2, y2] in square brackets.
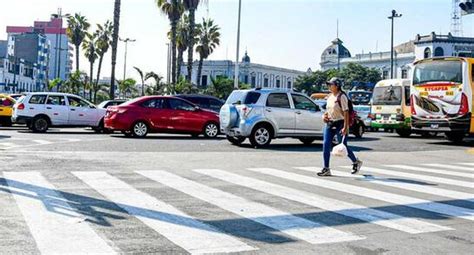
[0, 162, 473, 254]
[0, 137, 82, 150]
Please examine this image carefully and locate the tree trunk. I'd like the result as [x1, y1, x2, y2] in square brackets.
[141, 77, 145, 97]
[95, 55, 104, 103]
[89, 61, 94, 101]
[75, 45, 80, 72]
[110, 0, 121, 100]
[197, 56, 204, 87]
[170, 20, 178, 91]
[177, 48, 184, 81]
[187, 8, 196, 83]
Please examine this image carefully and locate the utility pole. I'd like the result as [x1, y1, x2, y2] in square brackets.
[166, 43, 171, 85]
[388, 10, 402, 79]
[119, 38, 136, 81]
[234, 0, 242, 89]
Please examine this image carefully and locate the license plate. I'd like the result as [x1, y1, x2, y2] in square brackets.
[430, 124, 439, 129]
[446, 91, 454, 96]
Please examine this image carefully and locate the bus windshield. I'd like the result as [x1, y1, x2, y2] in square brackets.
[413, 60, 462, 85]
[372, 86, 402, 105]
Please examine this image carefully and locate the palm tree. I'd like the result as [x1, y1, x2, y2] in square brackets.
[94, 21, 113, 103]
[172, 15, 190, 81]
[195, 18, 221, 87]
[145, 72, 164, 95]
[110, 0, 122, 100]
[83, 33, 98, 100]
[133, 67, 146, 97]
[156, 0, 183, 87]
[66, 13, 90, 72]
[182, 0, 204, 82]
[118, 78, 137, 98]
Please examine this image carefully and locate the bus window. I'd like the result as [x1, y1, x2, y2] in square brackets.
[404, 87, 411, 106]
[372, 86, 402, 105]
[413, 60, 462, 85]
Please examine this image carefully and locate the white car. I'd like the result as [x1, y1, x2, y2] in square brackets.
[12, 93, 106, 133]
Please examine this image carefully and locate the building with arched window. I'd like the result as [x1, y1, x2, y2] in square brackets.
[320, 32, 474, 80]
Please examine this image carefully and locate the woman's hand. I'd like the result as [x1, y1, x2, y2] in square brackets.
[341, 126, 349, 136]
[323, 113, 330, 123]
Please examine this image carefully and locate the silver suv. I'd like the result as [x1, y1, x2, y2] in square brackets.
[220, 89, 324, 147]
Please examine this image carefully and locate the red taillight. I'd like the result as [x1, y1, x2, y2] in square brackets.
[410, 95, 416, 115]
[458, 93, 469, 115]
[17, 103, 25, 110]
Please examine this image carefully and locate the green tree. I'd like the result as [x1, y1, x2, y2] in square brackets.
[205, 76, 250, 100]
[145, 72, 165, 95]
[169, 15, 190, 81]
[195, 18, 220, 87]
[94, 20, 113, 103]
[133, 67, 147, 97]
[174, 76, 198, 94]
[66, 13, 90, 72]
[182, 0, 203, 82]
[118, 78, 138, 98]
[62, 70, 87, 95]
[294, 70, 339, 95]
[83, 33, 98, 100]
[156, 0, 183, 86]
[339, 63, 382, 88]
[110, 0, 122, 99]
[48, 78, 62, 92]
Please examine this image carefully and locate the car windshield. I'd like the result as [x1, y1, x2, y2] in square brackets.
[413, 60, 463, 85]
[372, 86, 402, 105]
[348, 91, 372, 105]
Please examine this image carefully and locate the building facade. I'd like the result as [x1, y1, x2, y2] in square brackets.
[320, 32, 474, 80]
[181, 52, 307, 89]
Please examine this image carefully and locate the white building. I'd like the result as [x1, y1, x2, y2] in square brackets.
[181, 52, 307, 89]
[320, 32, 474, 80]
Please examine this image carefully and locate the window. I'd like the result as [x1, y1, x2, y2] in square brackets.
[413, 60, 462, 85]
[434, 47, 444, 57]
[251, 76, 256, 87]
[29, 95, 47, 104]
[383, 70, 389, 79]
[168, 99, 195, 111]
[267, 93, 290, 108]
[276, 80, 281, 88]
[424, 47, 431, 59]
[244, 92, 261, 104]
[46, 95, 66, 106]
[209, 99, 223, 112]
[142, 99, 164, 109]
[404, 86, 411, 106]
[68, 96, 91, 108]
[244, 75, 249, 84]
[201, 75, 208, 87]
[372, 86, 402, 105]
[287, 81, 292, 88]
[264, 78, 269, 87]
[292, 94, 318, 111]
[401, 69, 408, 79]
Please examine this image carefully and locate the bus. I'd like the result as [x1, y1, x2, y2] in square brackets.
[371, 79, 412, 137]
[411, 57, 473, 143]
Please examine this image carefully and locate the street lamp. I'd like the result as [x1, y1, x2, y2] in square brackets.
[119, 37, 136, 81]
[388, 10, 402, 79]
[234, 0, 242, 89]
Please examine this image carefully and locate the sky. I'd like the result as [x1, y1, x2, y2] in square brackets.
[1, 0, 474, 82]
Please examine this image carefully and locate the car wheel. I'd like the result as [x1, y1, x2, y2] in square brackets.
[353, 124, 365, 138]
[299, 138, 316, 146]
[249, 125, 272, 148]
[396, 129, 412, 138]
[132, 121, 148, 138]
[203, 122, 219, 138]
[445, 131, 465, 144]
[32, 116, 49, 133]
[226, 135, 245, 146]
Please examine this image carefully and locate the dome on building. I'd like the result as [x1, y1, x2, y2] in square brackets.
[242, 51, 251, 63]
[320, 38, 351, 63]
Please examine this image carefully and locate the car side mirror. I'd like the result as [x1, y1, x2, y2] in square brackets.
[194, 106, 201, 111]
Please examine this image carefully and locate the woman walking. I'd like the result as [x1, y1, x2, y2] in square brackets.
[317, 77, 362, 177]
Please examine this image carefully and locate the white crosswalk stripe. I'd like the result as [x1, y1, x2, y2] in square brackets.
[459, 163, 474, 167]
[422, 163, 474, 172]
[32, 140, 53, 145]
[73, 171, 256, 254]
[296, 167, 474, 202]
[137, 170, 365, 244]
[248, 168, 474, 222]
[350, 166, 474, 188]
[194, 169, 451, 234]
[385, 165, 474, 179]
[4, 171, 117, 254]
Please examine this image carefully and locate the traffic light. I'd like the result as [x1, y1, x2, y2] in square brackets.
[460, 0, 474, 15]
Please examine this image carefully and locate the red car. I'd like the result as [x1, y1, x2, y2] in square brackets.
[104, 96, 220, 138]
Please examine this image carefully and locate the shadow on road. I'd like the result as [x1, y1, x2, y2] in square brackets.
[0, 135, 11, 139]
[238, 143, 372, 153]
[110, 135, 226, 141]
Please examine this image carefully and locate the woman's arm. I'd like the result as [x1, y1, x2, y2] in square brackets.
[342, 110, 349, 135]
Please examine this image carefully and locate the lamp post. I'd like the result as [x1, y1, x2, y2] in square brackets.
[51, 9, 69, 91]
[234, 0, 242, 89]
[388, 10, 402, 79]
[119, 37, 136, 81]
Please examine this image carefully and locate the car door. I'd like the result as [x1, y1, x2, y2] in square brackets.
[264, 93, 295, 135]
[291, 94, 323, 134]
[25, 94, 47, 118]
[167, 98, 202, 132]
[140, 98, 171, 130]
[67, 96, 98, 126]
[45, 95, 68, 125]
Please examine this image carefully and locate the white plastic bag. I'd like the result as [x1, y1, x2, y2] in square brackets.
[331, 143, 348, 157]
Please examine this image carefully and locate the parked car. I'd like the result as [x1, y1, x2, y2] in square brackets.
[9, 94, 23, 101]
[12, 93, 107, 133]
[0, 94, 16, 126]
[220, 89, 324, 148]
[104, 96, 220, 138]
[353, 104, 376, 132]
[175, 94, 224, 113]
[98, 99, 127, 109]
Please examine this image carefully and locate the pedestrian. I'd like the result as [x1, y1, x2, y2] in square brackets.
[317, 77, 362, 176]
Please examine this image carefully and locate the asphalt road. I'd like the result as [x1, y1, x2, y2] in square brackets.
[0, 127, 473, 254]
